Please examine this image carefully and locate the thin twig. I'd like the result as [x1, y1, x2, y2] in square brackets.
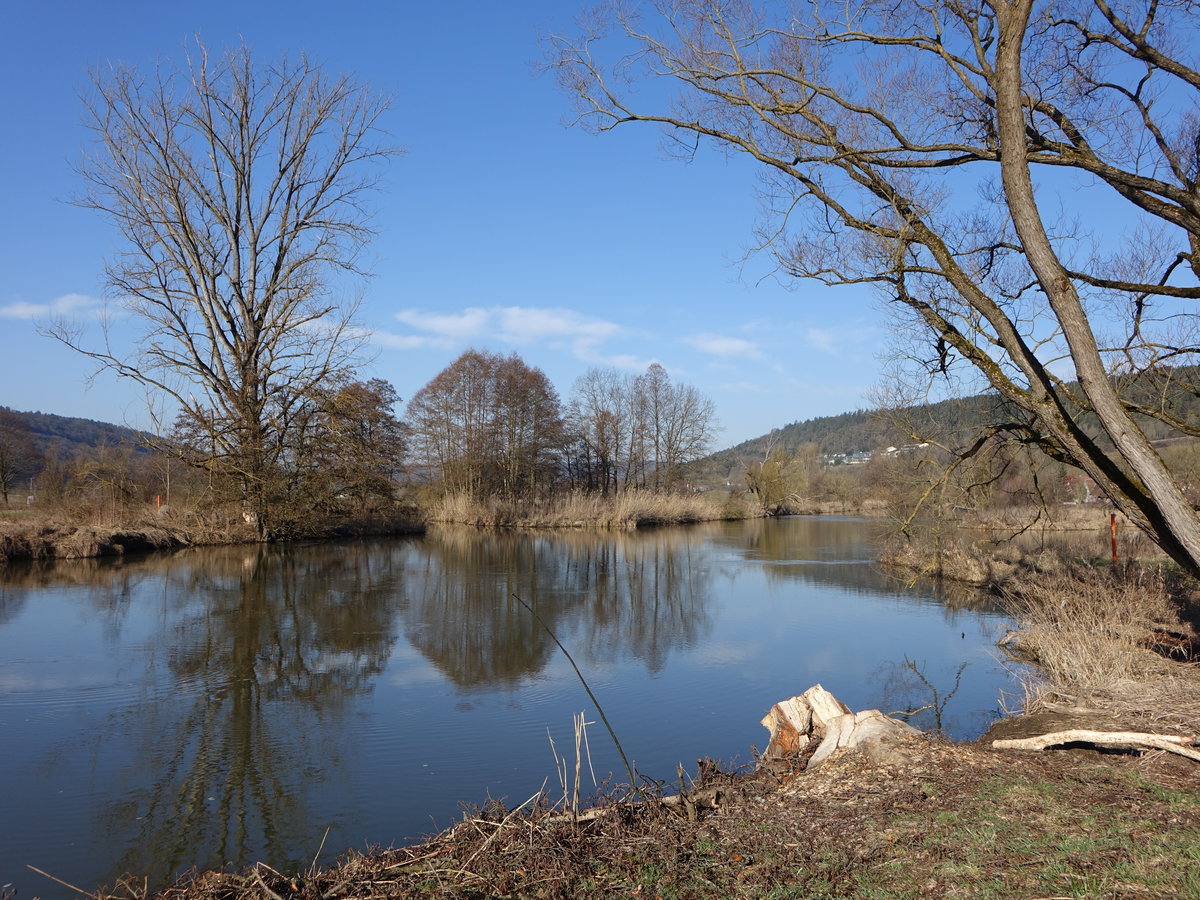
[26, 866, 96, 898]
[310, 826, 332, 875]
[251, 867, 286, 900]
[461, 789, 542, 871]
[512, 593, 644, 799]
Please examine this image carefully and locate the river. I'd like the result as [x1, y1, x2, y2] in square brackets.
[0, 517, 1016, 897]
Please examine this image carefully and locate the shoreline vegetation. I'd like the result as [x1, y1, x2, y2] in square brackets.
[0, 511, 427, 565]
[878, 504, 1165, 589]
[0, 489, 805, 564]
[419, 490, 767, 529]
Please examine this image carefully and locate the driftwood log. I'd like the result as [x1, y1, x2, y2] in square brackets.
[759, 684, 923, 771]
[993, 730, 1200, 762]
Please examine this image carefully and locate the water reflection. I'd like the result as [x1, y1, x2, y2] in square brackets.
[716, 517, 1006, 613]
[92, 544, 402, 886]
[406, 526, 714, 684]
[0, 519, 1015, 900]
[563, 528, 713, 673]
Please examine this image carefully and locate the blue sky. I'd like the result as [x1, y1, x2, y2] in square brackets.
[0, 0, 885, 448]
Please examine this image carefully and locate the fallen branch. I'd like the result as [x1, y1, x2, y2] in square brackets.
[993, 730, 1200, 762]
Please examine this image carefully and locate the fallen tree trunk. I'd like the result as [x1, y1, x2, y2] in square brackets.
[993, 730, 1200, 762]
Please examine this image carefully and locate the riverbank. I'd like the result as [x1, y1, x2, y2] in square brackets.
[0, 490, 772, 563]
[133, 730, 1199, 900]
[419, 489, 766, 528]
[0, 512, 426, 563]
[83, 560, 1200, 900]
[877, 503, 1165, 587]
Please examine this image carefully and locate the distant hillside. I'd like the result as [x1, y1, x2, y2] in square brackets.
[699, 393, 1012, 483]
[5, 408, 150, 461]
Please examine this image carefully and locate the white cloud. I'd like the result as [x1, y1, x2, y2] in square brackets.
[393, 307, 491, 338]
[0, 292, 101, 320]
[390, 304, 629, 362]
[803, 322, 881, 358]
[684, 333, 763, 359]
[715, 380, 771, 394]
[368, 328, 455, 350]
[496, 306, 620, 344]
[575, 347, 659, 371]
[805, 327, 840, 356]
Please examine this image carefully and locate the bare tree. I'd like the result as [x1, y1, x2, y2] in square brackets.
[53, 42, 398, 537]
[568, 367, 635, 494]
[492, 354, 566, 497]
[635, 363, 719, 489]
[310, 377, 407, 511]
[406, 350, 564, 499]
[550, 0, 1200, 576]
[0, 409, 39, 506]
[566, 363, 717, 492]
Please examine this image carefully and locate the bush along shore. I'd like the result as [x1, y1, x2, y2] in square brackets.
[875, 502, 1168, 589]
[57, 554, 1200, 900]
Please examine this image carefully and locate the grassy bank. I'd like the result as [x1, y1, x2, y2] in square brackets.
[76, 558, 1200, 900]
[0, 490, 761, 562]
[773, 496, 889, 517]
[877, 503, 1164, 587]
[420, 490, 765, 528]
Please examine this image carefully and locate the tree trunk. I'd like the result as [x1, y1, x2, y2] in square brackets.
[994, 0, 1200, 578]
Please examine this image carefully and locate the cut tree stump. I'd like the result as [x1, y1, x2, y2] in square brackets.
[993, 730, 1200, 762]
[759, 684, 923, 772]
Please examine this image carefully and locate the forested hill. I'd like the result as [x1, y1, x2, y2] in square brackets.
[698, 393, 1020, 483]
[7, 408, 150, 459]
[701, 368, 1200, 484]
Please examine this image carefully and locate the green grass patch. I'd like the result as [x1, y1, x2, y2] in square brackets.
[845, 771, 1200, 898]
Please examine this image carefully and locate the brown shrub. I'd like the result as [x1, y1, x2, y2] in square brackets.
[1002, 564, 1200, 720]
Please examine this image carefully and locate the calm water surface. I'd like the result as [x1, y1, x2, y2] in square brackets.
[0, 517, 1015, 896]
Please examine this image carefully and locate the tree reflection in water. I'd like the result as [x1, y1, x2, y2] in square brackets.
[405, 526, 715, 686]
[0, 520, 1019, 899]
[95, 543, 402, 887]
[722, 517, 1005, 613]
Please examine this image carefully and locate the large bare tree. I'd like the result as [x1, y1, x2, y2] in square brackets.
[550, 0, 1200, 575]
[55, 43, 397, 537]
[566, 364, 717, 492]
[406, 350, 565, 499]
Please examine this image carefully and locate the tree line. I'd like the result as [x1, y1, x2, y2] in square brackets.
[1, 352, 719, 532]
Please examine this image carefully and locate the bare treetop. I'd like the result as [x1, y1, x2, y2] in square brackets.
[56, 41, 400, 536]
[549, 0, 1200, 575]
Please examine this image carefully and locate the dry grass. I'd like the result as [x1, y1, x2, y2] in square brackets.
[879, 503, 1167, 588]
[0, 517, 193, 562]
[878, 532, 1070, 586]
[421, 490, 762, 528]
[1002, 564, 1200, 726]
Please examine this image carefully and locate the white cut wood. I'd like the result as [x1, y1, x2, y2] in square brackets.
[760, 685, 922, 770]
[803, 684, 851, 726]
[993, 730, 1200, 762]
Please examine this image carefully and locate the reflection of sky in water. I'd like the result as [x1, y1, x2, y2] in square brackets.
[0, 519, 1017, 900]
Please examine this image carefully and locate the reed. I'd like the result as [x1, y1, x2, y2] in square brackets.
[421, 489, 762, 528]
[1002, 564, 1200, 719]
